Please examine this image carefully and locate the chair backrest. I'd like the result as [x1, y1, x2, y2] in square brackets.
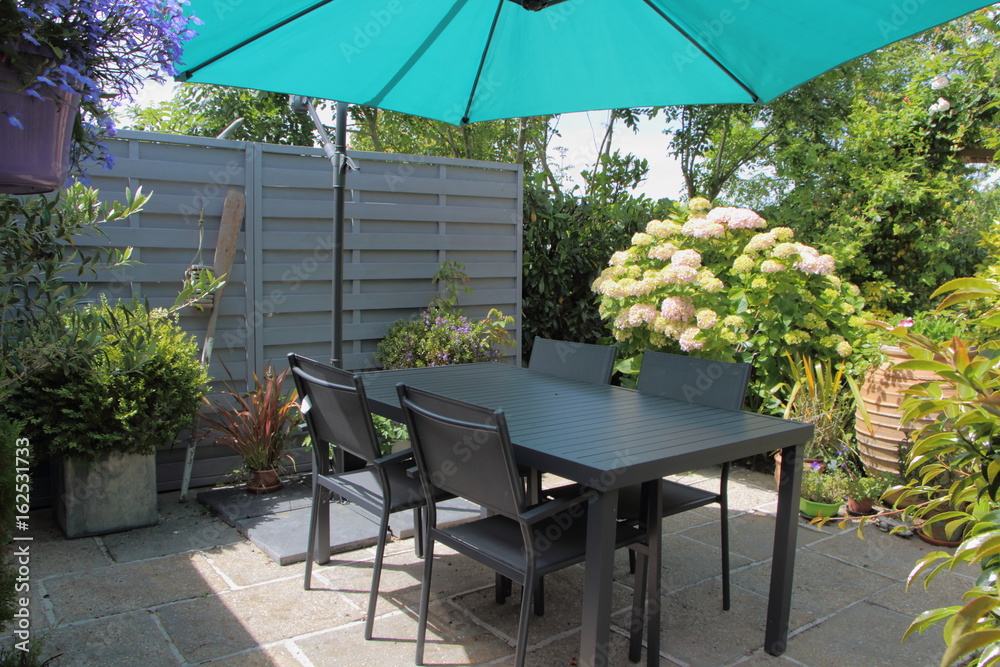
[528, 337, 617, 384]
[397, 384, 525, 518]
[637, 350, 750, 411]
[287, 353, 381, 464]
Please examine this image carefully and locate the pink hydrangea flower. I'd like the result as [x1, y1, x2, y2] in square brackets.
[679, 327, 705, 351]
[661, 266, 698, 284]
[795, 254, 835, 275]
[670, 249, 702, 268]
[660, 296, 696, 322]
[628, 303, 660, 325]
[761, 259, 785, 273]
[696, 308, 719, 329]
[706, 207, 766, 229]
[647, 243, 678, 261]
[681, 219, 726, 238]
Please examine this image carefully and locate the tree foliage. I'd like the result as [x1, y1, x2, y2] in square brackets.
[125, 83, 320, 146]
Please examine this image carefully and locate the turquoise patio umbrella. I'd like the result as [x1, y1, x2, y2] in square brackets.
[174, 0, 994, 370]
[177, 0, 993, 125]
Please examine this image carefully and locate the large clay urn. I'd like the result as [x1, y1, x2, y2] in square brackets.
[855, 345, 952, 475]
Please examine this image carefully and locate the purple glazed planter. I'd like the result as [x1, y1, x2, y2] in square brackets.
[0, 58, 79, 195]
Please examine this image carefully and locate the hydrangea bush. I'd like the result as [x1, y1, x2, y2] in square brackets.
[593, 198, 869, 410]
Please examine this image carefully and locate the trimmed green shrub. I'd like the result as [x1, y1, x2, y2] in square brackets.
[9, 299, 209, 462]
[375, 307, 514, 370]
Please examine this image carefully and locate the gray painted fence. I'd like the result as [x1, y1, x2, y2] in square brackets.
[78, 130, 523, 491]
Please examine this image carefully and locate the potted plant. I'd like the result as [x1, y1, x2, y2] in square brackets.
[774, 354, 866, 486]
[0, 0, 197, 192]
[200, 363, 301, 493]
[844, 472, 893, 516]
[7, 298, 209, 537]
[799, 470, 849, 519]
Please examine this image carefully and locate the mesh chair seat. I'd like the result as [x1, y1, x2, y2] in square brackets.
[321, 457, 447, 516]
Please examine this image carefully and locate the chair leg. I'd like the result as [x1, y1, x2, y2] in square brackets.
[496, 573, 509, 604]
[304, 484, 322, 590]
[720, 497, 730, 612]
[629, 547, 648, 663]
[515, 574, 535, 667]
[629, 547, 636, 574]
[413, 506, 424, 559]
[416, 536, 435, 666]
[533, 576, 544, 616]
[364, 509, 392, 640]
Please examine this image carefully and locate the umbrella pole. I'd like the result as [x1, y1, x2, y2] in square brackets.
[296, 96, 351, 368]
[331, 101, 348, 369]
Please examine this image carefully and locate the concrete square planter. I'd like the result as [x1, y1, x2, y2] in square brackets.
[54, 452, 159, 538]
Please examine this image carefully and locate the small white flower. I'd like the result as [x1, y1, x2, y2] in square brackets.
[931, 74, 950, 90]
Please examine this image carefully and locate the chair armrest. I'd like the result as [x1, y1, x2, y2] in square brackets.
[372, 448, 413, 469]
[406, 465, 419, 479]
[521, 487, 592, 524]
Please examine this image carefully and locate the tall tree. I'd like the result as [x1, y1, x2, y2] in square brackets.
[123, 83, 321, 146]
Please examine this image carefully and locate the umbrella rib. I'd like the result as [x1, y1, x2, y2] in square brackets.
[366, 0, 473, 111]
[641, 0, 759, 103]
[461, 0, 505, 125]
[178, 0, 336, 80]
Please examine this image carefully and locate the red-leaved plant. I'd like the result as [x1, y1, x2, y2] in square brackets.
[200, 363, 300, 472]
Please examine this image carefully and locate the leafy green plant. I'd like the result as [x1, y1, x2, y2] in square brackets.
[375, 307, 514, 370]
[428, 261, 472, 311]
[0, 183, 221, 401]
[800, 469, 850, 504]
[845, 472, 893, 502]
[372, 416, 408, 456]
[593, 198, 869, 411]
[521, 175, 675, 355]
[781, 354, 868, 466]
[872, 275, 1000, 666]
[8, 298, 209, 462]
[200, 363, 300, 472]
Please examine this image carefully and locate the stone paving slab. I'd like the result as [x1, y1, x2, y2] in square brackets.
[42, 551, 229, 625]
[39, 610, 180, 667]
[197, 476, 315, 526]
[102, 513, 242, 563]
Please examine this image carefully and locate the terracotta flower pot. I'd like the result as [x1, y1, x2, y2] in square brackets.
[247, 468, 282, 494]
[855, 345, 955, 476]
[846, 496, 876, 516]
[0, 55, 80, 194]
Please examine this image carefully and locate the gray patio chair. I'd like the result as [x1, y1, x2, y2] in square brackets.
[397, 383, 650, 667]
[502, 336, 619, 607]
[288, 353, 448, 641]
[528, 336, 618, 384]
[622, 350, 750, 661]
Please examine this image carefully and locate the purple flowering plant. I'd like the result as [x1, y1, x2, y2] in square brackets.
[0, 0, 198, 170]
[593, 197, 870, 411]
[374, 307, 514, 371]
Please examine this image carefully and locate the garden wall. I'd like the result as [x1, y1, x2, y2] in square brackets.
[78, 130, 523, 491]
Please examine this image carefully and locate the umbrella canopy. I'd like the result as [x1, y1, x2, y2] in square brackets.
[177, 0, 992, 125]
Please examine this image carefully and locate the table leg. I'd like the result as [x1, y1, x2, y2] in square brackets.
[765, 443, 803, 655]
[580, 487, 618, 667]
[644, 479, 662, 667]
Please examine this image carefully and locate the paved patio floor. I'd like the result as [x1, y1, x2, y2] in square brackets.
[1, 467, 973, 666]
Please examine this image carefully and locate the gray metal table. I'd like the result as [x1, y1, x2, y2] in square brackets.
[361, 362, 811, 667]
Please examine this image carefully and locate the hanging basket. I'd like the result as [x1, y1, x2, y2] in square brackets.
[183, 264, 215, 309]
[0, 52, 80, 195]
